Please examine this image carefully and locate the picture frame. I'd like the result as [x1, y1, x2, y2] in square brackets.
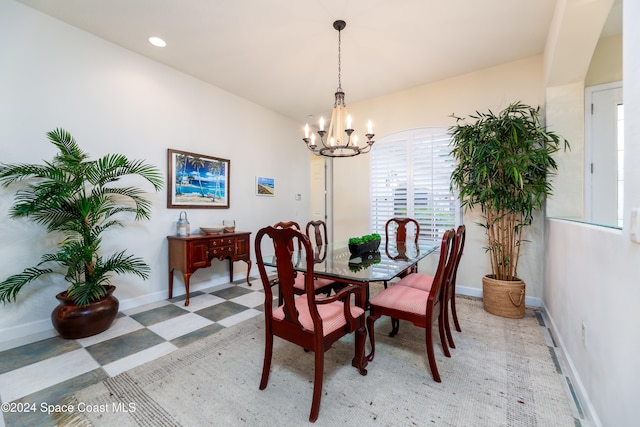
[167, 149, 230, 208]
[255, 176, 275, 196]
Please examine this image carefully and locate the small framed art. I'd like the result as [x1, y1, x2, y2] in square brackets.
[255, 176, 275, 196]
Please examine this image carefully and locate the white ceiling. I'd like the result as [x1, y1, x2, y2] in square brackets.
[16, 0, 621, 122]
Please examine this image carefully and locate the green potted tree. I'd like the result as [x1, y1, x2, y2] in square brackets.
[0, 129, 163, 338]
[449, 102, 568, 318]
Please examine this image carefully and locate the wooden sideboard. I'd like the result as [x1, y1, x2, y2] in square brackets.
[167, 231, 252, 306]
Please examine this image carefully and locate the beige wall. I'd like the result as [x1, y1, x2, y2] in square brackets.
[331, 56, 548, 301]
[586, 34, 623, 87]
[0, 1, 307, 340]
[545, 82, 585, 220]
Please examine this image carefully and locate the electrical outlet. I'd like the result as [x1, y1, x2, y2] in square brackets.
[581, 322, 587, 348]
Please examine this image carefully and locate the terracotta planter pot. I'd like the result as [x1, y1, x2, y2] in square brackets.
[51, 285, 119, 339]
[482, 275, 526, 318]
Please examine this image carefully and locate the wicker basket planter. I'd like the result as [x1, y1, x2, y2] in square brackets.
[482, 275, 526, 318]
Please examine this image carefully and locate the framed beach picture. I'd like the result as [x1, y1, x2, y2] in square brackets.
[167, 149, 230, 208]
[255, 176, 275, 196]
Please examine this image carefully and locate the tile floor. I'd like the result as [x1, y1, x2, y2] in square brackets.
[0, 278, 269, 427]
[0, 278, 589, 427]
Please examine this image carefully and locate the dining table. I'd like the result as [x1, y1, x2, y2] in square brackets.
[262, 240, 439, 309]
[261, 239, 438, 373]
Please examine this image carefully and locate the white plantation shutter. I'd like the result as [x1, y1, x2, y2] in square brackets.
[370, 128, 460, 243]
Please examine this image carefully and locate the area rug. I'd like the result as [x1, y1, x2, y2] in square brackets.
[57, 297, 575, 426]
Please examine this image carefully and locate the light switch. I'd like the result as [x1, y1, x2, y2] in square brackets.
[295, 193, 302, 201]
[631, 208, 640, 244]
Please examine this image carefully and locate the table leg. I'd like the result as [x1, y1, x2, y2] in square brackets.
[353, 281, 369, 310]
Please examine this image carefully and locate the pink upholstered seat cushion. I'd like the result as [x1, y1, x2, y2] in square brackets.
[369, 284, 428, 316]
[273, 295, 365, 336]
[293, 274, 336, 292]
[396, 273, 434, 292]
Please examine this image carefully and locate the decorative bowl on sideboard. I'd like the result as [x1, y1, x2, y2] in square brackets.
[200, 226, 224, 235]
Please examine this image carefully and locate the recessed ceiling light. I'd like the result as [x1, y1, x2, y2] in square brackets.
[148, 37, 166, 47]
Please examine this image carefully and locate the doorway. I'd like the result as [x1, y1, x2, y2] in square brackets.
[309, 155, 333, 240]
[585, 82, 623, 227]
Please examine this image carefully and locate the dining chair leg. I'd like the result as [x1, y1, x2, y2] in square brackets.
[366, 314, 379, 362]
[351, 326, 368, 375]
[438, 313, 451, 358]
[309, 351, 324, 423]
[425, 324, 441, 383]
[444, 302, 456, 349]
[389, 318, 400, 337]
[259, 331, 273, 390]
[451, 296, 462, 332]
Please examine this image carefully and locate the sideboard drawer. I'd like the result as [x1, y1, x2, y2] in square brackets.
[210, 245, 234, 257]
[209, 237, 235, 248]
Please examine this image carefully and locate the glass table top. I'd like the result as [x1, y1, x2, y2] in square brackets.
[262, 241, 438, 283]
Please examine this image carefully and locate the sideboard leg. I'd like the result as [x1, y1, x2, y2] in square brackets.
[182, 273, 192, 306]
[168, 268, 174, 299]
[244, 260, 252, 286]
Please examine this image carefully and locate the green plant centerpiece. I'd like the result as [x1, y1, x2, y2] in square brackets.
[0, 129, 163, 338]
[449, 102, 568, 318]
[348, 233, 381, 256]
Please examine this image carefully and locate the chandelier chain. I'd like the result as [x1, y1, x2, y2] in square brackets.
[337, 27, 342, 91]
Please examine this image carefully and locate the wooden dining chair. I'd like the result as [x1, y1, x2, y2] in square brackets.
[270, 222, 303, 303]
[366, 228, 456, 382]
[306, 219, 346, 294]
[255, 225, 367, 422]
[305, 220, 329, 262]
[272, 221, 337, 302]
[383, 217, 421, 288]
[274, 220, 302, 233]
[395, 225, 466, 347]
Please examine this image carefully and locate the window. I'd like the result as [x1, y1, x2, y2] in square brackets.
[370, 128, 460, 243]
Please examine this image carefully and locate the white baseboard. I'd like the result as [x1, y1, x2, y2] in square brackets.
[542, 301, 601, 427]
[0, 273, 249, 348]
[0, 320, 57, 351]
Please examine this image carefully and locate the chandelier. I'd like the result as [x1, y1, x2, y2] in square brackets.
[302, 20, 375, 158]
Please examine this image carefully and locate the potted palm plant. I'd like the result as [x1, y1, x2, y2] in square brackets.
[0, 129, 163, 338]
[449, 102, 568, 318]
